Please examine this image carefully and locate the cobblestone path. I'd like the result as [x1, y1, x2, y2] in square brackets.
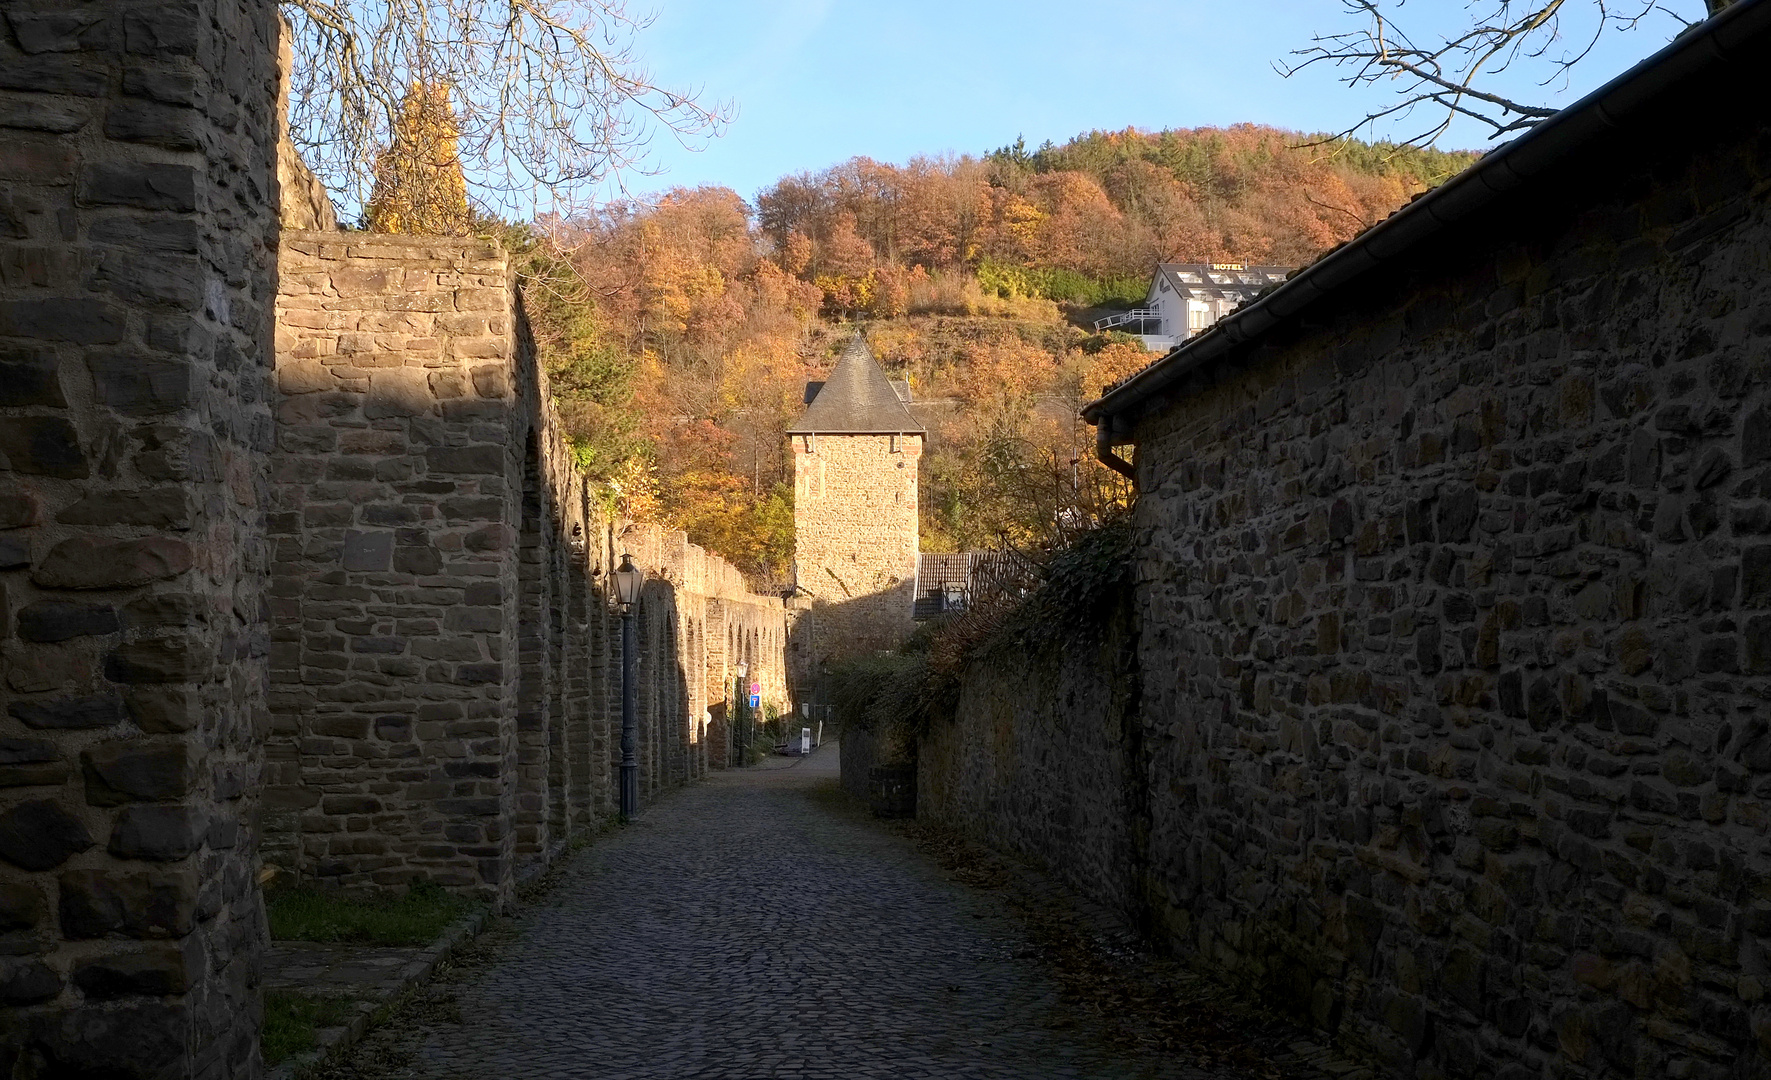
[399, 746, 1236, 1080]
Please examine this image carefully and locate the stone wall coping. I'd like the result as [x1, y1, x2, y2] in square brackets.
[281, 230, 508, 264]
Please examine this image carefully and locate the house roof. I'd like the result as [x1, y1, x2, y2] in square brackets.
[787, 336, 926, 435]
[1153, 263, 1293, 304]
[1085, 0, 1771, 429]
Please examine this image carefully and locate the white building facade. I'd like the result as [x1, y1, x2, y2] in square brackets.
[1096, 262, 1293, 352]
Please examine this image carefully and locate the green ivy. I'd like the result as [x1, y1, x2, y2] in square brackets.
[825, 519, 1136, 747]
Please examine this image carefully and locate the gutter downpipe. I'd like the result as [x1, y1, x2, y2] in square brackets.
[1096, 422, 1135, 481]
[1079, 0, 1768, 433]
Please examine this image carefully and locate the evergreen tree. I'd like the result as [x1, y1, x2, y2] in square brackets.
[365, 82, 471, 235]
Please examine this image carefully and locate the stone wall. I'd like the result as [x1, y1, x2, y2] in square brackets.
[266, 234, 526, 896]
[264, 232, 789, 903]
[0, 5, 785, 1070]
[916, 590, 1145, 920]
[1125, 95, 1771, 1080]
[919, 53, 1771, 1080]
[790, 432, 920, 680]
[273, 22, 335, 234]
[0, 0, 279, 1075]
[618, 522, 790, 777]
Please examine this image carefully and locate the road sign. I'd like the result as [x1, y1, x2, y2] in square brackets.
[749, 682, 759, 695]
[748, 694, 760, 709]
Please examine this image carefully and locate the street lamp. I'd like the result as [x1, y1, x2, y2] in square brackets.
[735, 661, 749, 767]
[612, 553, 644, 819]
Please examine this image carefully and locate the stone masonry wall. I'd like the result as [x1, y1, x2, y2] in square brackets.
[0, 0, 279, 1076]
[267, 234, 526, 898]
[1123, 100, 1771, 1080]
[791, 432, 920, 679]
[916, 590, 1145, 922]
[621, 523, 789, 772]
[266, 233, 789, 903]
[919, 55, 1771, 1080]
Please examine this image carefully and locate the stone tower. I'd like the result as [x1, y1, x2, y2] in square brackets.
[788, 337, 925, 674]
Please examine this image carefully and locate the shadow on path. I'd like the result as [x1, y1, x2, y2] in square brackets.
[316, 743, 1268, 1080]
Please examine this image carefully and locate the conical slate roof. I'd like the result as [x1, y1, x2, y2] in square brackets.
[787, 336, 925, 435]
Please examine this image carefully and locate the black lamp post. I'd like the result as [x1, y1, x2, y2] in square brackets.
[734, 661, 749, 767]
[612, 553, 644, 819]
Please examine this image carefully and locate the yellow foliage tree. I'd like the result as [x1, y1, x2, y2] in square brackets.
[365, 82, 471, 235]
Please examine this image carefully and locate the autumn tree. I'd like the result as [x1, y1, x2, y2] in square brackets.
[533, 186, 825, 576]
[542, 124, 1479, 578]
[756, 126, 1473, 287]
[365, 82, 471, 234]
[280, 0, 728, 215]
[811, 212, 877, 314]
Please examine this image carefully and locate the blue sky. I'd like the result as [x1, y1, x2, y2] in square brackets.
[612, 0, 1697, 203]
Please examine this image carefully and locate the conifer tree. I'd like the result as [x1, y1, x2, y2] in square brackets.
[281, 0, 727, 217]
[365, 82, 471, 235]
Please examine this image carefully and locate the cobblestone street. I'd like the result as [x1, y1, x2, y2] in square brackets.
[336, 744, 1271, 1080]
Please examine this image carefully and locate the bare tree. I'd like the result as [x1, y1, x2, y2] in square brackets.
[1281, 1, 1730, 148]
[280, 0, 730, 218]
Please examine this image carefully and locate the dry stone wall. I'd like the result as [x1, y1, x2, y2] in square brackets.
[917, 55, 1771, 1080]
[0, 0, 280, 1075]
[265, 232, 789, 903]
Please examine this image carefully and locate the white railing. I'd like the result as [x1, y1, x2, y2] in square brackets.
[1092, 308, 1162, 332]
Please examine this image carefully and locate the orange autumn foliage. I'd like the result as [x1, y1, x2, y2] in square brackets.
[532, 124, 1475, 578]
[757, 124, 1473, 276]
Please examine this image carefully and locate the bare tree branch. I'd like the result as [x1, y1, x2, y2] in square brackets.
[1279, 1, 1711, 150]
[280, 0, 732, 220]
[1304, 193, 1375, 230]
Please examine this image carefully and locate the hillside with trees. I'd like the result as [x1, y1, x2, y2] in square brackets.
[527, 125, 1478, 581]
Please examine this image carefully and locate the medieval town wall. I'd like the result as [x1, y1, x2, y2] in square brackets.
[266, 234, 531, 896]
[0, 38, 789, 1066]
[618, 521, 789, 775]
[264, 233, 790, 901]
[0, 0, 280, 1075]
[915, 74, 1771, 1080]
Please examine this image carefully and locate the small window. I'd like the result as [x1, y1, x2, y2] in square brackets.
[803, 434, 816, 454]
[889, 434, 900, 453]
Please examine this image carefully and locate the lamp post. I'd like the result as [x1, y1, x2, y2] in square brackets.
[612, 553, 644, 819]
[735, 661, 749, 767]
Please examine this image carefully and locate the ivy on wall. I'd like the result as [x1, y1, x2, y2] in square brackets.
[827, 518, 1137, 747]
